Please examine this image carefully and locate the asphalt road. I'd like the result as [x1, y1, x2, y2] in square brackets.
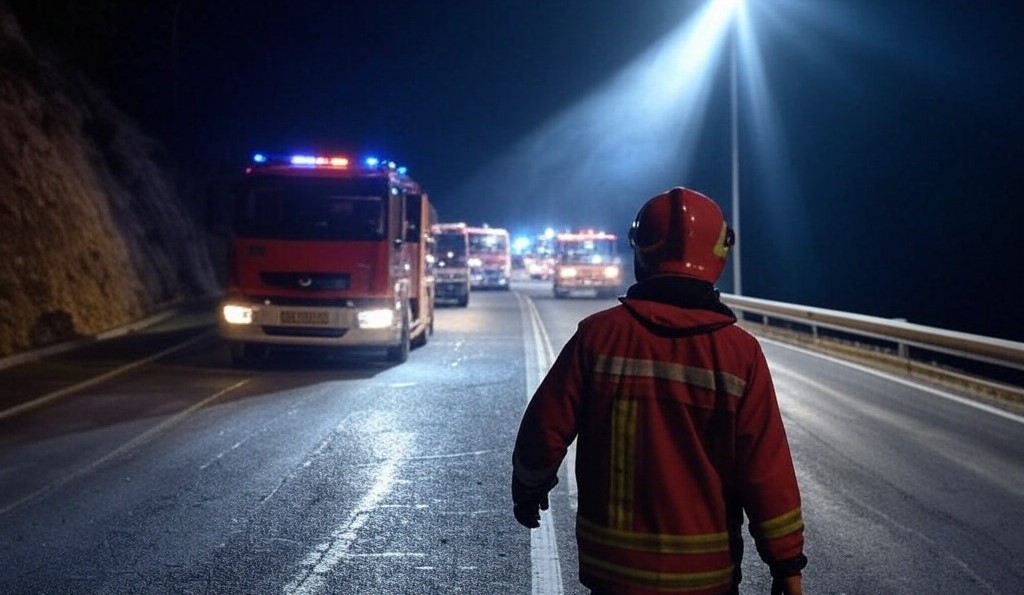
[1, 280, 1021, 594]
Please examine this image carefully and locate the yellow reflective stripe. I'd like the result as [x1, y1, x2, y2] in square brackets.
[713, 222, 731, 259]
[594, 355, 746, 400]
[578, 516, 730, 554]
[609, 397, 638, 529]
[755, 508, 804, 540]
[580, 552, 734, 592]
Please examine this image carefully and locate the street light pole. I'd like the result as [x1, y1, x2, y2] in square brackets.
[729, 20, 742, 296]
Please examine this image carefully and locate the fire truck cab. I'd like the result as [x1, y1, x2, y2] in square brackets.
[217, 153, 436, 365]
[431, 222, 471, 307]
[523, 230, 557, 280]
[552, 230, 624, 299]
[466, 226, 511, 290]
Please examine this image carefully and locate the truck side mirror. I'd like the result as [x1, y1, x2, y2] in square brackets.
[404, 222, 420, 243]
[404, 193, 423, 242]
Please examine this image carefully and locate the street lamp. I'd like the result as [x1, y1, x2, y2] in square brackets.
[730, 10, 742, 295]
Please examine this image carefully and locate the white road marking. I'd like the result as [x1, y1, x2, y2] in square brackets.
[282, 433, 412, 595]
[0, 377, 251, 517]
[0, 331, 214, 421]
[762, 337, 1024, 424]
[517, 290, 571, 595]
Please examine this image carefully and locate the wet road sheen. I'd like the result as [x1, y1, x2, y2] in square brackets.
[1, 280, 1022, 594]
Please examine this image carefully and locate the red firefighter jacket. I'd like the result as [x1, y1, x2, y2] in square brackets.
[513, 284, 804, 595]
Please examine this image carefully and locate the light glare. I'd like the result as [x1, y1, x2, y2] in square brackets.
[222, 304, 253, 325]
[358, 309, 394, 329]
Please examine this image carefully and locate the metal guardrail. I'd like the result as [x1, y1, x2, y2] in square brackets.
[720, 294, 1024, 387]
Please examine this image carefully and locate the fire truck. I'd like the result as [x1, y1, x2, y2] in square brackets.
[217, 153, 436, 365]
[431, 222, 471, 307]
[552, 229, 624, 299]
[466, 226, 511, 290]
[523, 229, 557, 280]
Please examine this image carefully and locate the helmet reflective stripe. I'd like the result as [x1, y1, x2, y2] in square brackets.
[713, 222, 733, 259]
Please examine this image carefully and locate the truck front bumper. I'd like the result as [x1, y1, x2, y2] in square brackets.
[217, 298, 402, 348]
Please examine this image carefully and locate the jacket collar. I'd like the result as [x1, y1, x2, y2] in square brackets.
[624, 275, 736, 319]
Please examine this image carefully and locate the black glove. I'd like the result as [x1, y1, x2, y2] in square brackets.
[512, 475, 558, 529]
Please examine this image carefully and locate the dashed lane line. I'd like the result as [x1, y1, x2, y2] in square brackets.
[0, 377, 251, 517]
[0, 330, 215, 422]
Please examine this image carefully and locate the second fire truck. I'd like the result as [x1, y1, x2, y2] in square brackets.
[552, 230, 624, 299]
[431, 222, 471, 307]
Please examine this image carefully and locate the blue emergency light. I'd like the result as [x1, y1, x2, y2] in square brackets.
[250, 152, 409, 174]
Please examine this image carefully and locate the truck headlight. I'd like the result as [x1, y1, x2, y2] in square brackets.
[603, 266, 620, 279]
[358, 309, 395, 329]
[468, 257, 483, 268]
[222, 304, 253, 325]
[559, 267, 577, 279]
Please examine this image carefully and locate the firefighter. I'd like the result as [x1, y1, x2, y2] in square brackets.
[511, 187, 807, 595]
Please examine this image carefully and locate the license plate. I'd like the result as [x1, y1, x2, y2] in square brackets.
[280, 310, 330, 325]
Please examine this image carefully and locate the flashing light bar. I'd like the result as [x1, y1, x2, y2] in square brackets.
[251, 153, 410, 174]
[289, 155, 350, 167]
[557, 231, 617, 241]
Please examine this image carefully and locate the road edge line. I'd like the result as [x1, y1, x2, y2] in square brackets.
[0, 329, 214, 422]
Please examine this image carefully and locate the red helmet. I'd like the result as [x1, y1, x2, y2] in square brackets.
[629, 187, 734, 283]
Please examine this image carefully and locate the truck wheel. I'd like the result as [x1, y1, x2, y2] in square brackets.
[412, 316, 429, 349]
[386, 311, 410, 363]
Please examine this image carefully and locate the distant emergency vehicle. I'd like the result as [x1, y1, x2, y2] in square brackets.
[431, 222, 471, 307]
[217, 153, 436, 364]
[552, 230, 624, 298]
[466, 226, 512, 289]
[523, 230, 557, 280]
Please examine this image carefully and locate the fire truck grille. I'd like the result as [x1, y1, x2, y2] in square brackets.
[263, 326, 348, 338]
[261, 272, 350, 290]
[577, 269, 605, 281]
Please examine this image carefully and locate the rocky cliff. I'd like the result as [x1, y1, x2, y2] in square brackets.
[0, 8, 218, 358]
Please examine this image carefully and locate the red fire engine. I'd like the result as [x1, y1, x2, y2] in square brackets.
[466, 226, 512, 290]
[522, 229, 557, 280]
[431, 222, 471, 307]
[552, 229, 624, 298]
[217, 153, 436, 364]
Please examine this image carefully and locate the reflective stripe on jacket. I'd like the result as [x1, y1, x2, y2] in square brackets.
[513, 288, 804, 595]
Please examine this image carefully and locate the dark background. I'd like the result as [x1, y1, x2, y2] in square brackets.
[8, 0, 1023, 341]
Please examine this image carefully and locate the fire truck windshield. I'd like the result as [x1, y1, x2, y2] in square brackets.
[468, 233, 508, 253]
[556, 237, 618, 264]
[233, 176, 388, 241]
[435, 234, 468, 266]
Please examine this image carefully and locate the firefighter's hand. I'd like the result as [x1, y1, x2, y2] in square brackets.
[513, 493, 549, 529]
[770, 575, 802, 595]
[512, 475, 558, 529]
[769, 554, 806, 595]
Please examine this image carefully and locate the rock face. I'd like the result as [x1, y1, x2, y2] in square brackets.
[0, 9, 219, 358]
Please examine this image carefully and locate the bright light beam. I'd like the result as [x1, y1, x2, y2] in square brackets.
[452, 2, 742, 226]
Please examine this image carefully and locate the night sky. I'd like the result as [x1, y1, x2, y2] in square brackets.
[9, 1, 1024, 342]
